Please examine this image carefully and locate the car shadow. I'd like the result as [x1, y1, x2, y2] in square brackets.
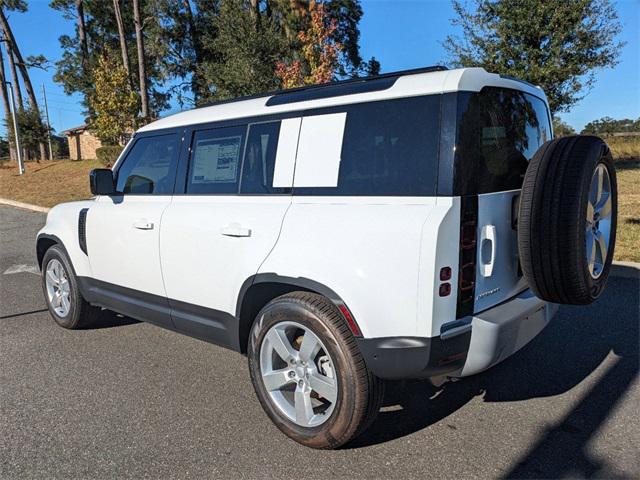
[80, 309, 140, 329]
[347, 275, 639, 477]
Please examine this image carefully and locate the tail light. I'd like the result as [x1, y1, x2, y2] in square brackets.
[456, 196, 478, 318]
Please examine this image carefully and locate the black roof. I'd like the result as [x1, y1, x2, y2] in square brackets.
[198, 65, 448, 109]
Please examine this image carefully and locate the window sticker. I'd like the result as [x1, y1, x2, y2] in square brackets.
[192, 135, 242, 184]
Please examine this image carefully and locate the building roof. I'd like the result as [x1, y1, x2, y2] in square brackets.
[62, 124, 90, 135]
[138, 67, 547, 134]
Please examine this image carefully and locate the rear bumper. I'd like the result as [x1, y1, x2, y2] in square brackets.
[356, 289, 557, 380]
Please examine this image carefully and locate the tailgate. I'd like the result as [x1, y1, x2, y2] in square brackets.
[474, 190, 528, 312]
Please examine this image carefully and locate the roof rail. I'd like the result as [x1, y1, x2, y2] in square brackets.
[198, 65, 449, 109]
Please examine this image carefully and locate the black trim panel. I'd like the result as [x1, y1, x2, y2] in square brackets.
[356, 331, 471, 380]
[78, 277, 174, 329]
[77, 277, 240, 351]
[78, 208, 89, 255]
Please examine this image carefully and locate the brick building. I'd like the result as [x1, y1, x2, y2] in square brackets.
[63, 125, 102, 160]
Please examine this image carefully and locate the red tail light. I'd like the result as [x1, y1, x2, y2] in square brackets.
[456, 196, 478, 318]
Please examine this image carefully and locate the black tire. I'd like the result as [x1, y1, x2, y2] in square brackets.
[41, 245, 100, 329]
[248, 292, 383, 449]
[518, 135, 617, 304]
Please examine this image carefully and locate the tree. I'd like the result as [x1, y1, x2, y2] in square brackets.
[0, 0, 47, 160]
[0, 41, 15, 161]
[112, 0, 132, 81]
[582, 117, 640, 135]
[132, 0, 149, 119]
[200, 0, 286, 101]
[276, 0, 342, 88]
[444, 0, 624, 113]
[88, 54, 139, 145]
[552, 117, 576, 137]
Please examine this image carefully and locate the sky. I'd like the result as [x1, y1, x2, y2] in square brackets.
[1, 0, 638, 137]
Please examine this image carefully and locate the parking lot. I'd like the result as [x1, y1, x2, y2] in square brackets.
[1, 204, 638, 479]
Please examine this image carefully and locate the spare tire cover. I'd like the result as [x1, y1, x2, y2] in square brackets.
[518, 135, 617, 305]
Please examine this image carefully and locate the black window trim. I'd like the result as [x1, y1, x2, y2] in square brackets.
[112, 129, 183, 197]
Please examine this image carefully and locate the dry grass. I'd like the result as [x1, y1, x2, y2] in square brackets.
[607, 136, 640, 161]
[615, 164, 640, 263]
[1, 143, 639, 262]
[0, 158, 101, 208]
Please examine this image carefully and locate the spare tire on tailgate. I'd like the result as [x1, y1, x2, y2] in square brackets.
[518, 135, 617, 305]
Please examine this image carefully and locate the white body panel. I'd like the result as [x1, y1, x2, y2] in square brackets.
[37, 200, 95, 277]
[86, 196, 170, 297]
[258, 196, 457, 338]
[160, 196, 291, 315]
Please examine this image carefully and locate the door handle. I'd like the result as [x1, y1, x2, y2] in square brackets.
[133, 219, 154, 230]
[480, 224, 496, 277]
[221, 223, 252, 237]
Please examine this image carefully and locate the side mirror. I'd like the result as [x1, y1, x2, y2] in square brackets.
[90, 168, 116, 195]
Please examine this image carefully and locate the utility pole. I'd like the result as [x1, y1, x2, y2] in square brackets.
[42, 84, 53, 160]
[5, 81, 23, 174]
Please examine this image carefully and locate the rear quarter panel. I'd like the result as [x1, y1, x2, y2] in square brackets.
[259, 196, 458, 338]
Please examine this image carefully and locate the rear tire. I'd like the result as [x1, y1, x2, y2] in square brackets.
[518, 135, 617, 304]
[248, 292, 383, 449]
[41, 245, 100, 329]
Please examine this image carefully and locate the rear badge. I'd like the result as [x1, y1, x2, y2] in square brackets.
[476, 287, 501, 301]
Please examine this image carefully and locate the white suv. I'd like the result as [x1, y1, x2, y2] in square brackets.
[37, 67, 617, 449]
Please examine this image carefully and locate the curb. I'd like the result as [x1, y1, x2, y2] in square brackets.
[0, 198, 50, 213]
[611, 261, 640, 279]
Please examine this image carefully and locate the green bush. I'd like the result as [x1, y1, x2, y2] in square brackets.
[96, 145, 124, 166]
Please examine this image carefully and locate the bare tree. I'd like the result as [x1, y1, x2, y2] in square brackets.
[132, 0, 148, 119]
[0, 8, 46, 160]
[0, 41, 15, 161]
[75, 0, 89, 73]
[3, 39, 22, 109]
[112, 0, 131, 82]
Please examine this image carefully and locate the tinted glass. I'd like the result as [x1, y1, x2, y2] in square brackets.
[454, 88, 552, 194]
[294, 96, 440, 196]
[187, 125, 246, 194]
[241, 122, 288, 194]
[116, 134, 179, 194]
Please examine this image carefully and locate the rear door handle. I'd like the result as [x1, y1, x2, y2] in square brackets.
[133, 219, 154, 230]
[221, 223, 252, 237]
[480, 224, 496, 277]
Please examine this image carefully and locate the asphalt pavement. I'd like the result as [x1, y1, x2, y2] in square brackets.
[1, 204, 638, 479]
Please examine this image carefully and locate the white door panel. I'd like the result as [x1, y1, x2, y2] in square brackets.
[86, 195, 170, 297]
[160, 196, 291, 315]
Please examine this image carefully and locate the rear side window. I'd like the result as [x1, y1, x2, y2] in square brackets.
[116, 134, 179, 194]
[294, 96, 441, 196]
[240, 121, 289, 194]
[454, 88, 552, 194]
[187, 126, 246, 194]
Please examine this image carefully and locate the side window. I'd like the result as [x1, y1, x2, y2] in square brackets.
[187, 125, 246, 194]
[293, 96, 441, 196]
[116, 134, 179, 194]
[240, 121, 288, 194]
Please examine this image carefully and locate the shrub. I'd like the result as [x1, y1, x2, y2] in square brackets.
[96, 145, 124, 166]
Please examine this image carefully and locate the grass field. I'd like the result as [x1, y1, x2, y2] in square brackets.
[1, 139, 639, 262]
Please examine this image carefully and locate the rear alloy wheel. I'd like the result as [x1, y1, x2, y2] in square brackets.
[518, 135, 617, 304]
[248, 292, 383, 449]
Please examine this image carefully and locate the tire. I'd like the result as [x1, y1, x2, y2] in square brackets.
[248, 292, 383, 449]
[41, 245, 100, 329]
[518, 135, 617, 305]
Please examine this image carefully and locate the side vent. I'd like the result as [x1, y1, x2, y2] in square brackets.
[78, 208, 89, 255]
[456, 196, 477, 318]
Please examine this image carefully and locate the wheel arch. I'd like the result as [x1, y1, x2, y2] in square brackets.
[236, 274, 359, 354]
[36, 234, 63, 270]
